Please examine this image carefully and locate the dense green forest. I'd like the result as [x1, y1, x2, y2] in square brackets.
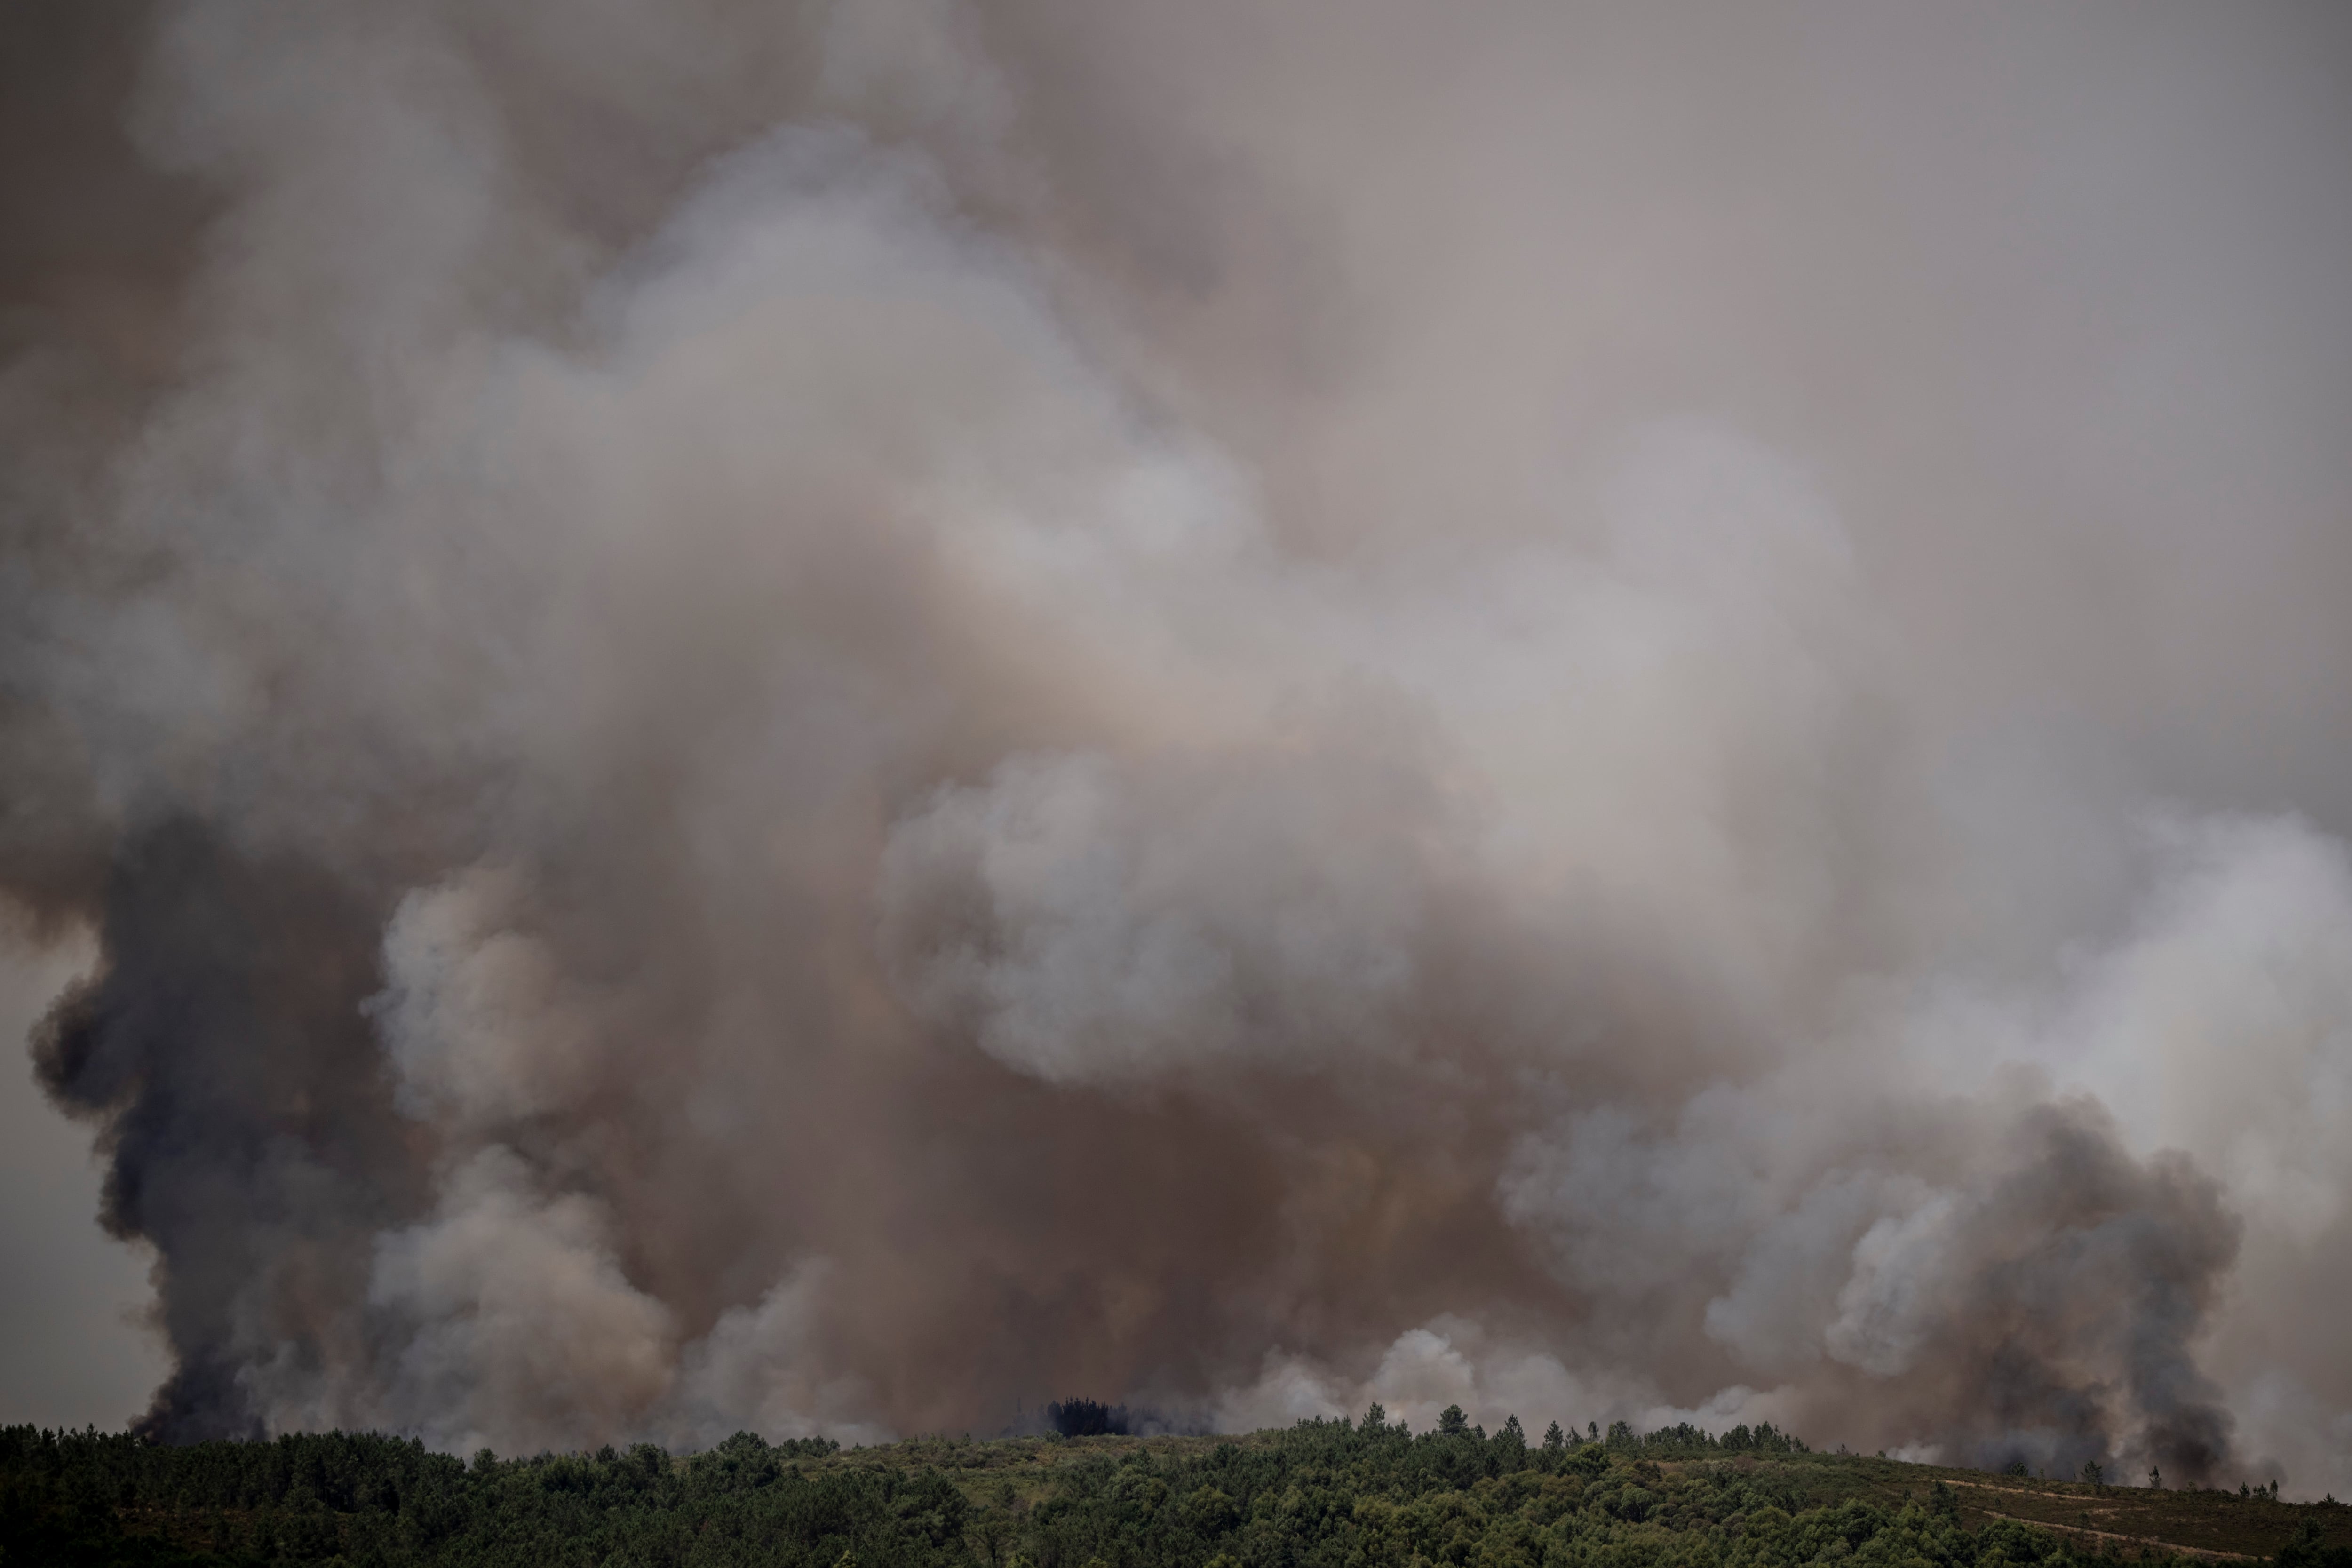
[5, 1409, 2347, 1568]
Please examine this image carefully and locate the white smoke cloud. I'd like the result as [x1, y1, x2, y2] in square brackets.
[370, 869, 610, 1131]
[665, 1262, 892, 1451]
[879, 748, 1428, 1086]
[1214, 1316, 1798, 1445]
[368, 1147, 678, 1456]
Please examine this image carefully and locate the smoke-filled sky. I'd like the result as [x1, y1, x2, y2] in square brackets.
[4, 0, 2351, 1495]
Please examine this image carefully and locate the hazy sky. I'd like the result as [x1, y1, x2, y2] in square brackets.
[3, 0, 2350, 1495]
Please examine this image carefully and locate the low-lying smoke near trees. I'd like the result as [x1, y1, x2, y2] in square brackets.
[4, 0, 2350, 1497]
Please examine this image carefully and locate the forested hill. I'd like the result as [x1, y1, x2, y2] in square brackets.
[5, 1410, 2349, 1568]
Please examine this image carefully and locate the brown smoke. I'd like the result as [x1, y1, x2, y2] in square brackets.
[5, 0, 2352, 1494]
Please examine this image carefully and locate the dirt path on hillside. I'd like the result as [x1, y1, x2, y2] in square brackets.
[1969, 1506, 2258, 1560]
[1945, 1478, 2113, 1505]
[1926, 1479, 2265, 1560]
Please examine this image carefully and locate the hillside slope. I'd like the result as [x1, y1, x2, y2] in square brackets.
[5, 1417, 2349, 1568]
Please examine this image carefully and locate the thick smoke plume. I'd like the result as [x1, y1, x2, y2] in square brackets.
[5, 0, 2352, 1494]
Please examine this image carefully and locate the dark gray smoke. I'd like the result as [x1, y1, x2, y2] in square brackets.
[5, 0, 2351, 1495]
[33, 821, 413, 1441]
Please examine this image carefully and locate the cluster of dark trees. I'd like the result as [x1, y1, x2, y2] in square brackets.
[0, 1425, 843, 1566]
[1585, 1418, 1809, 1459]
[2278, 1520, 2352, 1568]
[0, 1412, 2177, 1568]
[1047, 1401, 1133, 1439]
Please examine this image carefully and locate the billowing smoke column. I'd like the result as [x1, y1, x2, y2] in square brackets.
[5, 0, 2352, 1496]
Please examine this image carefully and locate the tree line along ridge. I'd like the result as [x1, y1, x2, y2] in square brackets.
[3, 1408, 2346, 1568]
